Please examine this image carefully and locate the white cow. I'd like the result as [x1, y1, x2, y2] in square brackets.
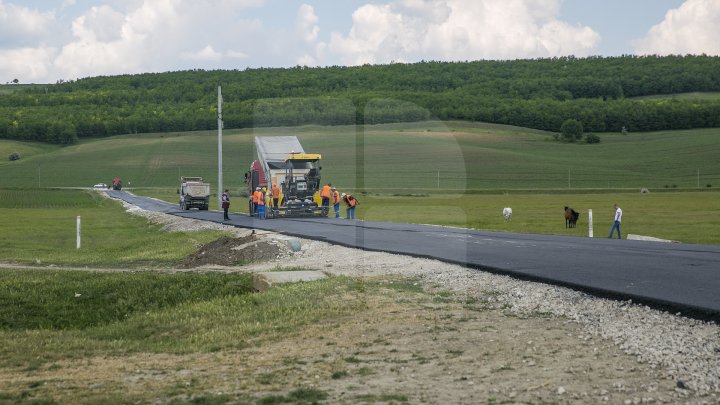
[502, 207, 512, 222]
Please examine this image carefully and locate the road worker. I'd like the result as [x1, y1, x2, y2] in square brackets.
[320, 183, 332, 213]
[342, 192, 358, 220]
[331, 186, 341, 218]
[271, 183, 280, 211]
[256, 187, 266, 219]
[251, 187, 261, 216]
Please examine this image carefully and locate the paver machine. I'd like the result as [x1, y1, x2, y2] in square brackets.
[245, 136, 326, 218]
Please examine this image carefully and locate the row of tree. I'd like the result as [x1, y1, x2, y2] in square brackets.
[2, 55, 720, 144]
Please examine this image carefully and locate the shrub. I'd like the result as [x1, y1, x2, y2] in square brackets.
[560, 119, 583, 142]
[8, 152, 21, 161]
[584, 133, 601, 144]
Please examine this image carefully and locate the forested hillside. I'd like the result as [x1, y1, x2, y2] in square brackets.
[2, 55, 720, 144]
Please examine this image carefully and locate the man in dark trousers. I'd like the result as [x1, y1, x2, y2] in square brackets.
[608, 203, 622, 239]
[221, 189, 230, 221]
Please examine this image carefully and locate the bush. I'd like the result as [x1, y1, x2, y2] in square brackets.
[584, 133, 601, 144]
[560, 119, 583, 142]
[8, 152, 21, 161]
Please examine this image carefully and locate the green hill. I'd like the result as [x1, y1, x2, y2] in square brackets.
[2, 56, 720, 144]
[2, 121, 718, 192]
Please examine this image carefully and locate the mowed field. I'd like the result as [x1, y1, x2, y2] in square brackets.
[1, 121, 719, 244]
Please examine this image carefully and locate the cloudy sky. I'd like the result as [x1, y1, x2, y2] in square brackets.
[2, 0, 718, 83]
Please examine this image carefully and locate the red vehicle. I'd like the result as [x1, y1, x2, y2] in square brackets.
[112, 177, 122, 190]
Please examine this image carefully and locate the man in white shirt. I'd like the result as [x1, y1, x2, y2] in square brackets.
[608, 203, 622, 239]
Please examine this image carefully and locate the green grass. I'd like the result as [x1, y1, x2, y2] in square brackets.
[0, 272, 370, 368]
[0, 188, 227, 267]
[0, 270, 252, 330]
[0, 139, 58, 166]
[1, 121, 719, 244]
[357, 191, 720, 244]
[1, 121, 718, 191]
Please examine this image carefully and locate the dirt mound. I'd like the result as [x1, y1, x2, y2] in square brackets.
[179, 235, 285, 268]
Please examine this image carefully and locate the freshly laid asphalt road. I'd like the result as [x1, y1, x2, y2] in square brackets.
[108, 190, 720, 322]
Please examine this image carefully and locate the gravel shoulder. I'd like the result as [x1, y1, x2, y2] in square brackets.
[2, 201, 718, 404]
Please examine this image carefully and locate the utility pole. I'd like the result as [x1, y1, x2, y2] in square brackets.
[217, 85, 223, 207]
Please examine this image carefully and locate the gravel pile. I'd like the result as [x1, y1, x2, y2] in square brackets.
[119, 199, 720, 397]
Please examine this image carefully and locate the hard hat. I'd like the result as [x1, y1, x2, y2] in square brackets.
[262, 187, 267, 191]
[331, 187, 336, 190]
[256, 187, 260, 190]
[341, 193, 346, 197]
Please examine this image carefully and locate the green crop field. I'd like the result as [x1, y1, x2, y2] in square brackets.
[2, 121, 719, 191]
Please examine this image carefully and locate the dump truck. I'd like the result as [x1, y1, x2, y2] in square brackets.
[111, 177, 122, 190]
[246, 136, 325, 218]
[179, 176, 210, 210]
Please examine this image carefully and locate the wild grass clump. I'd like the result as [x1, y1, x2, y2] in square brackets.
[0, 270, 253, 330]
[0, 273, 369, 368]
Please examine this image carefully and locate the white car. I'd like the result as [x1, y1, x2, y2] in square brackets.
[93, 183, 107, 189]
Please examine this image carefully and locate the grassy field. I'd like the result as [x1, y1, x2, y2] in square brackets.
[0, 189, 228, 267]
[0, 268, 379, 403]
[1, 121, 718, 191]
[2, 120, 719, 245]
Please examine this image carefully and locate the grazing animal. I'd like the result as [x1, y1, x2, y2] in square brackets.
[502, 207, 512, 222]
[564, 206, 580, 228]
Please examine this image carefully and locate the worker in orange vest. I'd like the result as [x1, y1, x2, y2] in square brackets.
[320, 183, 332, 213]
[256, 187, 266, 219]
[271, 183, 280, 211]
[251, 187, 260, 216]
[331, 186, 341, 218]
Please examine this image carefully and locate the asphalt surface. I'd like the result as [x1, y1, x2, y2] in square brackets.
[108, 190, 720, 322]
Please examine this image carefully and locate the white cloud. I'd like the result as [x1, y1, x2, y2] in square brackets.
[0, 46, 57, 82]
[182, 45, 222, 62]
[51, 0, 267, 80]
[296, 4, 320, 43]
[634, 0, 720, 56]
[324, 0, 600, 65]
[71, 5, 125, 42]
[0, 0, 57, 47]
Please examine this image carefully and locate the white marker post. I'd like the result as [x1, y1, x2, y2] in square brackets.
[76, 216, 81, 249]
[588, 209, 593, 238]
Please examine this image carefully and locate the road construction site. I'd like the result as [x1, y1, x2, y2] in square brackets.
[93, 194, 720, 402]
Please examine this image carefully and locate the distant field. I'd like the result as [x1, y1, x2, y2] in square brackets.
[1, 121, 718, 192]
[631, 92, 720, 101]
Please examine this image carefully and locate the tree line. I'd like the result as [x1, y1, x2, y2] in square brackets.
[2, 55, 720, 144]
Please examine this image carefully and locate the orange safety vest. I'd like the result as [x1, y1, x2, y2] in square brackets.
[271, 185, 280, 198]
[321, 185, 331, 199]
[331, 190, 340, 205]
[252, 191, 259, 204]
[253, 191, 265, 205]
